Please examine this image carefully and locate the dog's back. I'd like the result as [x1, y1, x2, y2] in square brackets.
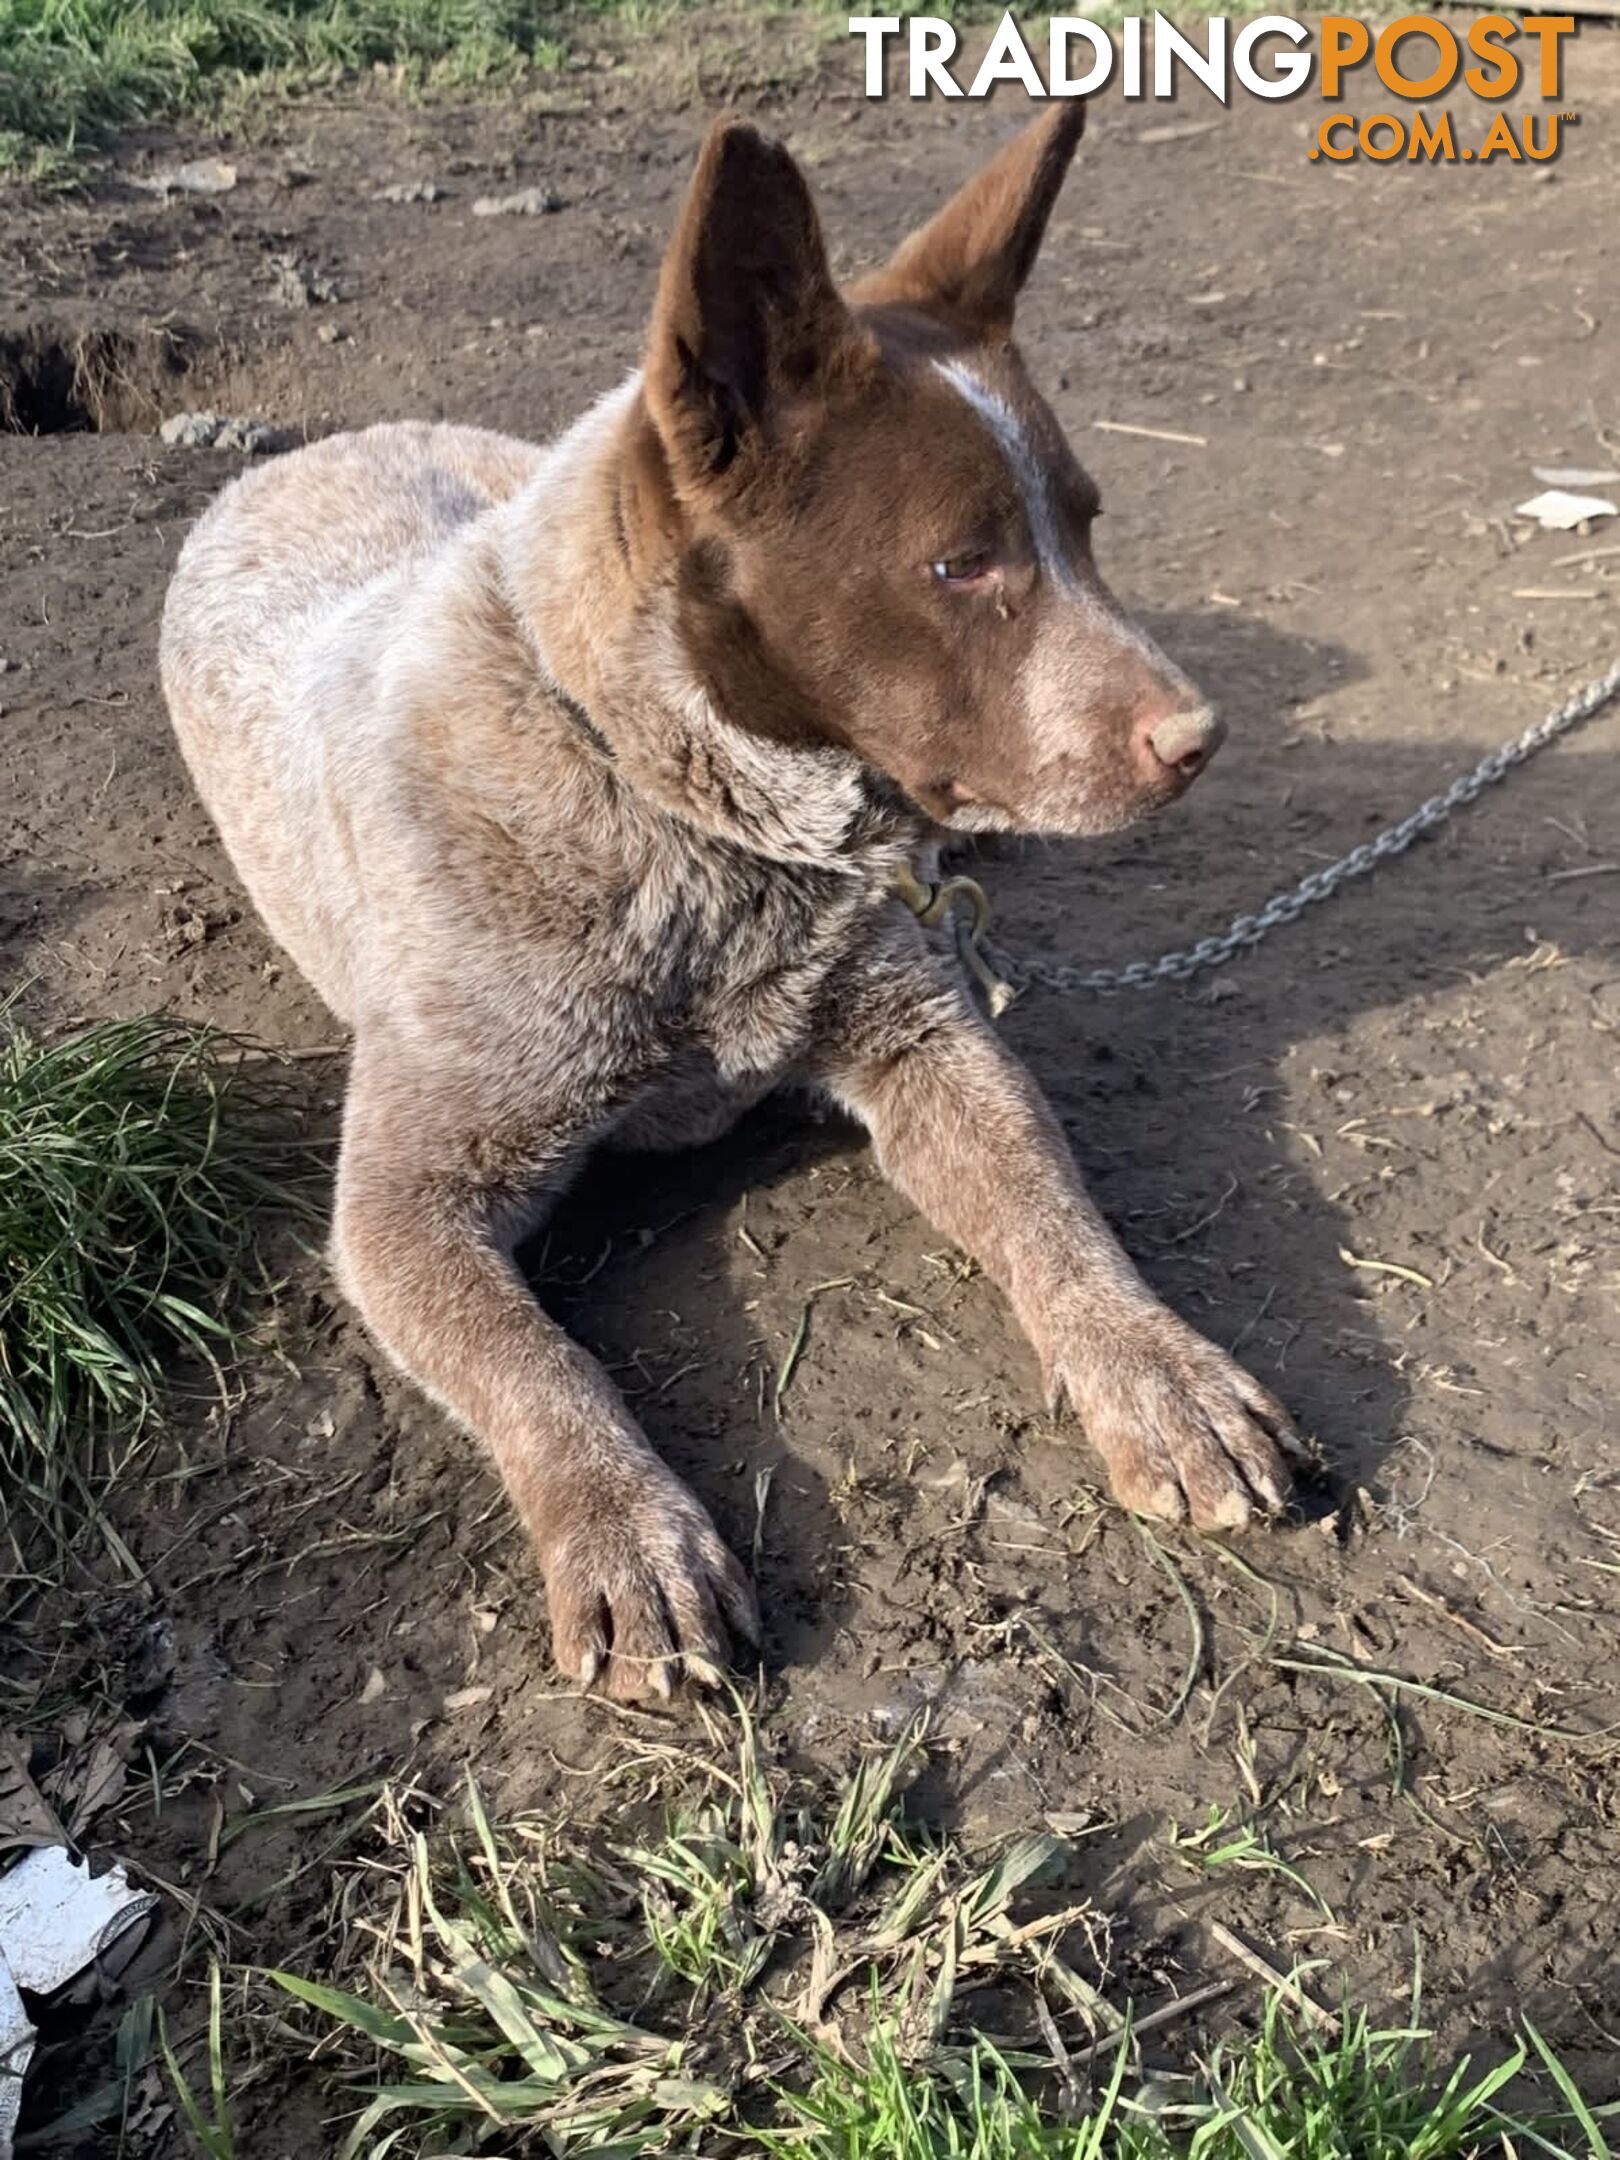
[160, 421, 542, 1014]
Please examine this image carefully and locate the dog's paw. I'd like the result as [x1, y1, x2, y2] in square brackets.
[1048, 1311, 1297, 1533]
[540, 1467, 760, 1702]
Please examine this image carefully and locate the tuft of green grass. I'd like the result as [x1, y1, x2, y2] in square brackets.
[0, 1007, 316, 1564]
[763, 1996, 1619, 2160]
[761, 2015, 1151, 2160]
[160, 1962, 238, 2160]
[628, 1799, 775, 1993]
[0, 0, 705, 175]
[1166, 1804, 1335, 1924]
[245, 1708, 1616, 2159]
[1182, 1987, 1615, 2160]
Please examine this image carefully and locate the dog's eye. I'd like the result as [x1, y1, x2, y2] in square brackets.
[931, 548, 992, 586]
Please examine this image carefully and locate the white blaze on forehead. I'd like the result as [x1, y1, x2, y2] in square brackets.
[933, 358, 1081, 596]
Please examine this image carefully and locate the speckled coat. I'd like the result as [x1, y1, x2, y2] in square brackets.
[160, 107, 1296, 1699]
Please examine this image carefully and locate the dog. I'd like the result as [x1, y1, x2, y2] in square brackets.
[161, 104, 1298, 1701]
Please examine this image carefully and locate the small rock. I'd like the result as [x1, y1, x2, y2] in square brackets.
[376, 179, 448, 204]
[159, 411, 279, 454]
[129, 156, 237, 198]
[316, 321, 345, 345]
[472, 186, 562, 218]
[269, 253, 340, 308]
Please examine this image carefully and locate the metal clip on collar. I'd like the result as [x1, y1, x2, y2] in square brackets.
[892, 864, 1018, 1019]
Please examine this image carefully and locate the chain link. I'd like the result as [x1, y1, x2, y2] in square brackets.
[1004, 657, 1620, 998]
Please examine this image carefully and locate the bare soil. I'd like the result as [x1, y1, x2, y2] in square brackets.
[5, 19, 1620, 2149]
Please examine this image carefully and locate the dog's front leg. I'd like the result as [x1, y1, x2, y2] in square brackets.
[330, 1050, 758, 1700]
[814, 947, 1297, 1530]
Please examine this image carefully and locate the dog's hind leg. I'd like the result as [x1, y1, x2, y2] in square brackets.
[329, 1044, 758, 1701]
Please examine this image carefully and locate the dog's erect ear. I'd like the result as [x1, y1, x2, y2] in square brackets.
[645, 120, 860, 497]
[852, 103, 1084, 333]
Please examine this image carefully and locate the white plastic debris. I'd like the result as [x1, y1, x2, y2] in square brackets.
[1514, 488, 1618, 531]
[1532, 465, 1620, 490]
[0, 1951, 28, 2159]
[0, 1849, 157, 2158]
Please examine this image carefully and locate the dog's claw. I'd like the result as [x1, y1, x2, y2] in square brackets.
[544, 1468, 754, 1704]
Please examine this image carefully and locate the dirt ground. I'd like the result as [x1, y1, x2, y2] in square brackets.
[5, 15, 1620, 2148]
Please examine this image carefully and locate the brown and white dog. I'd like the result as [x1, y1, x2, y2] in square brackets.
[161, 105, 1298, 1701]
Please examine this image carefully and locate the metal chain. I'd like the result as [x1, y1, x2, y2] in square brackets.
[1004, 657, 1620, 998]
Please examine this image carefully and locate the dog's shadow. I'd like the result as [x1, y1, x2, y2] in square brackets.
[531, 604, 1619, 1691]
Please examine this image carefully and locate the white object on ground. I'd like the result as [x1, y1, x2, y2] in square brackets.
[0, 1848, 157, 2158]
[159, 412, 278, 454]
[472, 187, 561, 217]
[0, 1951, 28, 2160]
[1515, 489, 1619, 531]
[129, 157, 237, 197]
[1532, 465, 1620, 489]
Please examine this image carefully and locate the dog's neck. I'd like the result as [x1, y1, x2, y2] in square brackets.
[495, 376, 921, 877]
